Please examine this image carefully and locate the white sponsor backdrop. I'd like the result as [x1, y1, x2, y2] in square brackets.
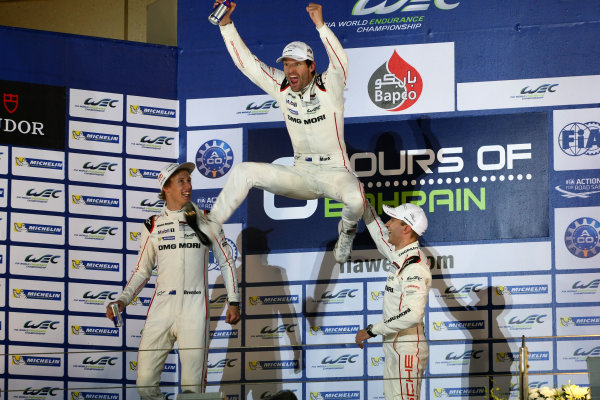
[68, 119, 123, 153]
[126, 95, 179, 127]
[186, 128, 244, 189]
[457, 75, 600, 111]
[126, 126, 179, 159]
[10, 179, 65, 212]
[9, 245, 65, 278]
[11, 147, 65, 180]
[68, 152, 123, 185]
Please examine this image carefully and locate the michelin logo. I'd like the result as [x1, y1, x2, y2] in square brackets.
[130, 105, 176, 118]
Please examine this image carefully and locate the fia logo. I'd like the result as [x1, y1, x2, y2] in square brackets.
[558, 121, 600, 157]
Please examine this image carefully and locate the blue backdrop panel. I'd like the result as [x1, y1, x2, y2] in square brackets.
[179, 0, 600, 99]
[0, 26, 178, 99]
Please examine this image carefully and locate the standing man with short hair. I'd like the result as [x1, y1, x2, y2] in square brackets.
[356, 203, 431, 400]
[209, 1, 366, 263]
[106, 162, 240, 399]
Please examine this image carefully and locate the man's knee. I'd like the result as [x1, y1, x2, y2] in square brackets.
[343, 192, 366, 217]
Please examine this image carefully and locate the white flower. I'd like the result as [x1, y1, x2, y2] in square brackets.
[540, 387, 557, 398]
[529, 391, 540, 399]
[561, 383, 590, 399]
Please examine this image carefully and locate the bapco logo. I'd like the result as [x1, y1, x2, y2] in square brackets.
[558, 121, 600, 157]
[368, 50, 422, 111]
[195, 139, 234, 179]
[564, 217, 600, 258]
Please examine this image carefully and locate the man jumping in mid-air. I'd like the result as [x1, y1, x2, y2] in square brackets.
[210, 1, 365, 263]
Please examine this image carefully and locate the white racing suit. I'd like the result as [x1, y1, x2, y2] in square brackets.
[118, 204, 239, 399]
[364, 205, 431, 400]
[212, 22, 365, 229]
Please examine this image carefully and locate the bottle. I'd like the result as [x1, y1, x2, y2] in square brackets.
[208, 0, 232, 25]
[110, 303, 124, 327]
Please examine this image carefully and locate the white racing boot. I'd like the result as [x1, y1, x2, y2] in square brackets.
[333, 219, 357, 263]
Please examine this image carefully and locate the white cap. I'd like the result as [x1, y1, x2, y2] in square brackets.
[276, 41, 314, 63]
[383, 203, 428, 236]
[158, 162, 195, 190]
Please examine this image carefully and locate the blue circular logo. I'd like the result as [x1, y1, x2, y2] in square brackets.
[195, 139, 234, 179]
[558, 122, 600, 156]
[564, 217, 600, 258]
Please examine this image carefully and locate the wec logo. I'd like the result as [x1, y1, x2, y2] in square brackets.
[24, 320, 59, 330]
[141, 199, 166, 208]
[140, 135, 174, 145]
[83, 161, 118, 171]
[83, 226, 118, 236]
[84, 98, 119, 108]
[25, 188, 61, 198]
[573, 279, 600, 289]
[260, 324, 296, 334]
[22, 387, 59, 396]
[321, 354, 358, 364]
[208, 359, 237, 368]
[520, 84, 558, 95]
[83, 290, 118, 300]
[574, 346, 600, 357]
[321, 289, 358, 299]
[82, 356, 117, 366]
[508, 314, 547, 325]
[445, 283, 482, 294]
[352, 0, 459, 15]
[445, 350, 483, 360]
[24, 254, 60, 264]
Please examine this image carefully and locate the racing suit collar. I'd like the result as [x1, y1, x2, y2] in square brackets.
[163, 207, 184, 221]
[393, 240, 420, 258]
[297, 75, 316, 103]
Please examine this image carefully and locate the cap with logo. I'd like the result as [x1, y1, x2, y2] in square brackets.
[276, 41, 314, 63]
[158, 162, 195, 190]
[382, 203, 428, 236]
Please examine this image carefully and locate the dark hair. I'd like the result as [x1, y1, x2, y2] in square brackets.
[305, 60, 315, 76]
